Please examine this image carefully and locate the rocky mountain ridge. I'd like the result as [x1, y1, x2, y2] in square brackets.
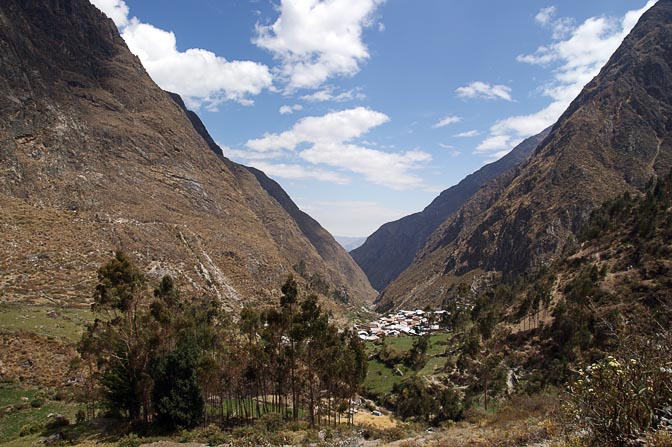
[376, 0, 672, 311]
[0, 0, 376, 310]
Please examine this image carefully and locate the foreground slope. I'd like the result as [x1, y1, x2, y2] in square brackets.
[0, 0, 375, 309]
[352, 129, 549, 292]
[378, 0, 672, 310]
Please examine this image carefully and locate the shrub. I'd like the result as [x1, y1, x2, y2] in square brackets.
[185, 424, 229, 446]
[562, 334, 672, 445]
[31, 398, 44, 408]
[256, 412, 284, 433]
[117, 433, 140, 447]
[46, 415, 70, 430]
[19, 423, 42, 437]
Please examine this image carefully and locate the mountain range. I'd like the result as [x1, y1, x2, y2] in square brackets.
[373, 0, 672, 311]
[1, 0, 670, 321]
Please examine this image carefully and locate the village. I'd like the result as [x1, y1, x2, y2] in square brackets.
[355, 309, 447, 341]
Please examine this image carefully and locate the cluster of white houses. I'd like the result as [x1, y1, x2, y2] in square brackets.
[355, 309, 447, 341]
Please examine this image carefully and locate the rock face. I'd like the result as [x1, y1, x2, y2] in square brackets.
[352, 129, 549, 292]
[377, 0, 672, 311]
[0, 0, 376, 309]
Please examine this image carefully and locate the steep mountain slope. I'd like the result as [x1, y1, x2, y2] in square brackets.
[0, 0, 376, 309]
[377, 0, 672, 311]
[168, 93, 376, 304]
[352, 129, 549, 292]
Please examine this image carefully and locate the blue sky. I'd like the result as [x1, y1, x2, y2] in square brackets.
[91, 0, 656, 237]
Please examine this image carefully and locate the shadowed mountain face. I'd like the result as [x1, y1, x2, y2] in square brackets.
[352, 129, 550, 292]
[0, 0, 376, 309]
[376, 0, 672, 311]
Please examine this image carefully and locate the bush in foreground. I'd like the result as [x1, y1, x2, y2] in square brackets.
[562, 334, 672, 446]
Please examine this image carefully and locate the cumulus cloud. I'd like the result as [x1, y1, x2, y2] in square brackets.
[279, 104, 304, 114]
[245, 107, 431, 190]
[476, 1, 656, 159]
[456, 81, 513, 101]
[432, 115, 462, 129]
[89, 0, 272, 109]
[247, 107, 389, 151]
[454, 130, 480, 138]
[301, 143, 431, 190]
[254, 0, 384, 91]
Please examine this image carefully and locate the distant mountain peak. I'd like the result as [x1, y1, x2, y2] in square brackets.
[335, 236, 367, 252]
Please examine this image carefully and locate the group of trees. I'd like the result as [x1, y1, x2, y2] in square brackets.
[78, 252, 367, 431]
[392, 376, 465, 424]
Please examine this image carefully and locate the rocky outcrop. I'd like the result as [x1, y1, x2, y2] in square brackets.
[0, 0, 376, 310]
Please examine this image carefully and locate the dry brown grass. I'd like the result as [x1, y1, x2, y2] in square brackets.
[353, 411, 399, 429]
[0, 331, 81, 387]
[376, 393, 561, 447]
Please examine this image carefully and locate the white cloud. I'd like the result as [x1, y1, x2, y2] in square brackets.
[247, 161, 350, 184]
[475, 135, 522, 154]
[90, 0, 129, 27]
[219, 144, 284, 161]
[301, 143, 431, 190]
[456, 81, 513, 101]
[300, 86, 365, 102]
[432, 115, 462, 129]
[476, 1, 656, 158]
[533, 5, 575, 39]
[89, 0, 272, 109]
[247, 107, 389, 152]
[489, 100, 567, 138]
[535, 6, 555, 26]
[453, 130, 480, 138]
[246, 108, 431, 190]
[254, 0, 384, 91]
[279, 104, 304, 114]
[122, 19, 272, 109]
[299, 200, 411, 237]
[218, 144, 351, 185]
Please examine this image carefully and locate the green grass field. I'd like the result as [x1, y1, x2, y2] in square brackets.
[0, 383, 81, 444]
[363, 333, 454, 398]
[0, 304, 94, 342]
